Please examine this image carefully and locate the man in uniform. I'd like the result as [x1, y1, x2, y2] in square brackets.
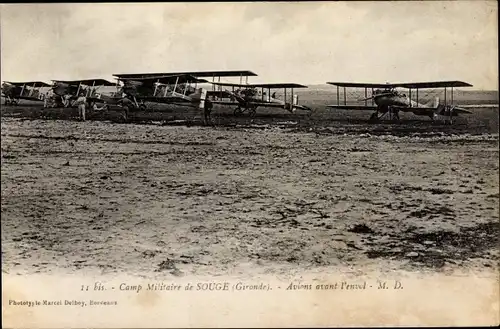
[204, 98, 213, 126]
[74, 92, 87, 121]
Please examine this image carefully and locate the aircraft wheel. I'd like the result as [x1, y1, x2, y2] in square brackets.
[233, 107, 243, 116]
[139, 104, 147, 111]
[369, 112, 379, 123]
[249, 108, 257, 117]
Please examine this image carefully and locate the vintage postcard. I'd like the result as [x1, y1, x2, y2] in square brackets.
[1, 1, 498, 327]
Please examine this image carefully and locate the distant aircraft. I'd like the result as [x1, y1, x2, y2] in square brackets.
[326, 81, 474, 124]
[48, 79, 116, 108]
[207, 82, 312, 116]
[1, 81, 51, 105]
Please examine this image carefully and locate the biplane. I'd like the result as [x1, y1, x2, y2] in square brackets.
[207, 82, 312, 116]
[108, 70, 259, 118]
[1, 81, 51, 105]
[326, 81, 474, 124]
[111, 73, 210, 112]
[113, 70, 258, 84]
[47, 79, 116, 108]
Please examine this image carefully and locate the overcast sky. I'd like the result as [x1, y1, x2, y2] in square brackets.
[1, 2, 498, 89]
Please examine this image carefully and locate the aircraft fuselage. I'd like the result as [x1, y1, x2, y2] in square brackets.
[373, 92, 429, 114]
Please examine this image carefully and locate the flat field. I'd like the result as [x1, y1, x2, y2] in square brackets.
[1, 89, 498, 278]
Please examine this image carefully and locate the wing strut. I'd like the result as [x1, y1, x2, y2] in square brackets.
[163, 81, 169, 97]
[20, 83, 26, 98]
[76, 83, 81, 97]
[30, 82, 36, 97]
[153, 80, 159, 96]
[89, 80, 96, 97]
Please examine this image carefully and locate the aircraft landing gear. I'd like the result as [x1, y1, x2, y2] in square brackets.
[368, 107, 400, 123]
[388, 107, 400, 122]
[393, 111, 400, 122]
[5, 99, 18, 106]
[233, 105, 257, 117]
[369, 111, 379, 123]
[444, 106, 454, 125]
[233, 106, 243, 116]
[431, 107, 455, 125]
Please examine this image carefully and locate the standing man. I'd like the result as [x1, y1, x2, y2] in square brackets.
[74, 92, 87, 121]
[204, 98, 213, 126]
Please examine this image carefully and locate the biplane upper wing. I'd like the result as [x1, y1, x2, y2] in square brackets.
[117, 74, 208, 85]
[327, 81, 473, 89]
[4, 81, 52, 87]
[250, 83, 308, 89]
[327, 82, 397, 88]
[52, 79, 115, 86]
[114, 70, 258, 80]
[393, 81, 473, 89]
[210, 82, 308, 89]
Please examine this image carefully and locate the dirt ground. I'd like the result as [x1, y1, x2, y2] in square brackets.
[1, 103, 498, 278]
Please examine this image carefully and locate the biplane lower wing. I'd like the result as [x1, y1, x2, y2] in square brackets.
[446, 107, 473, 114]
[207, 90, 233, 98]
[326, 105, 379, 111]
[327, 104, 473, 115]
[136, 96, 197, 106]
[211, 100, 241, 106]
[395, 106, 473, 114]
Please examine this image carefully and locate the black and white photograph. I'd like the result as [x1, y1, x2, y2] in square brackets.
[1, 1, 498, 327]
